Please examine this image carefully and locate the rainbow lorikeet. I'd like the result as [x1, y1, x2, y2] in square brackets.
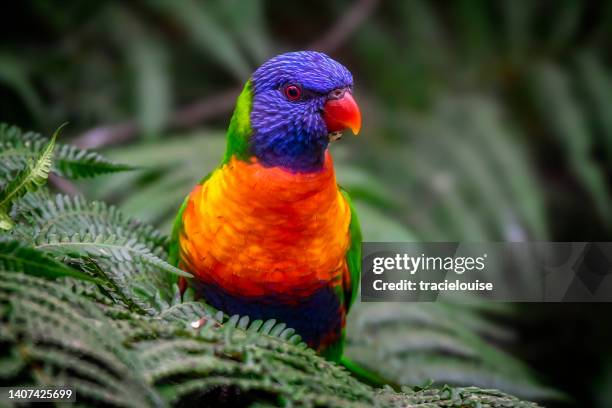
[169, 51, 362, 362]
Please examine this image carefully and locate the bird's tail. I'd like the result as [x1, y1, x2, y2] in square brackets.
[339, 356, 398, 390]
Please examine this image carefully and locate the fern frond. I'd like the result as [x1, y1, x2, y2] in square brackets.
[376, 386, 544, 407]
[0, 256, 543, 407]
[0, 271, 164, 408]
[346, 303, 559, 400]
[157, 300, 218, 324]
[0, 129, 55, 230]
[0, 123, 133, 182]
[15, 192, 168, 252]
[8, 191, 187, 314]
[54, 142, 135, 178]
[0, 239, 90, 281]
[33, 232, 191, 278]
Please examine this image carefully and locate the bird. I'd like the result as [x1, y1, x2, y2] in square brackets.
[169, 51, 362, 363]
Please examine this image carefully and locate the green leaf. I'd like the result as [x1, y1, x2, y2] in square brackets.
[0, 126, 57, 230]
[34, 233, 192, 278]
[0, 123, 134, 182]
[0, 212, 12, 230]
[0, 239, 91, 281]
[15, 193, 168, 252]
[53, 142, 136, 179]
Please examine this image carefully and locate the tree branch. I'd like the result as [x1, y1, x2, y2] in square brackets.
[49, 173, 80, 196]
[74, 88, 240, 149]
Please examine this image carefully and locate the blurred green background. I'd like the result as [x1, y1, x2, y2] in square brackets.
[1, 1, 612, 406]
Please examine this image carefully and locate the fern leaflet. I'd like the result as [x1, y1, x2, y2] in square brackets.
[33, 232, 191, 278]
[0, 128, 56, 230]
[0, 123, 133, 182]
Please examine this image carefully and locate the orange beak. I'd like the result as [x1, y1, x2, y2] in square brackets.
[323, 90, 362, 135]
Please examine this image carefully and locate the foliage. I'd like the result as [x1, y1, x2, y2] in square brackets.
[0, 126, 56, 230]
[344, 303, 561, 401]
[0, 124, 546, 407]
[0, 124, 133, 181]
[1, 267, 544, 408]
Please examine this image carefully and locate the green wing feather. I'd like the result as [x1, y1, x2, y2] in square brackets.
[338, 190, 392, 385]
[340, 188, 362, 313]
[168, 194, 189, 268]
[168, 172, 215, 268]
[321, 188, 362, 362]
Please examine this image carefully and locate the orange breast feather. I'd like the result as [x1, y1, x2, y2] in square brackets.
[178, 151, 352, 299]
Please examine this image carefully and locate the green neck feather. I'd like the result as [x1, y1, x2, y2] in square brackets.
[222, 80, 253, 164]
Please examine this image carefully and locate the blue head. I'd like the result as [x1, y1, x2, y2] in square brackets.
[249, 51, 361, 173]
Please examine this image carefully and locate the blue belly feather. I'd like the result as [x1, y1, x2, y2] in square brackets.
[193, 281, 344, 350]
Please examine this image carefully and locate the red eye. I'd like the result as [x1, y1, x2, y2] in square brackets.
[284, 84, 302, 101]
